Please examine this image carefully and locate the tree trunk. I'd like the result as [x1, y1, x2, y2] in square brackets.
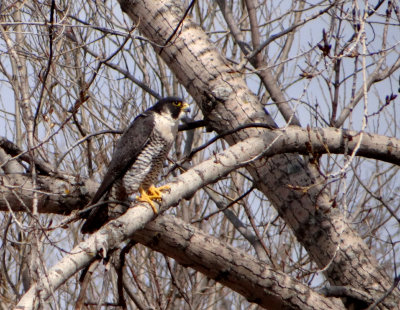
[118, 0, 399, 306]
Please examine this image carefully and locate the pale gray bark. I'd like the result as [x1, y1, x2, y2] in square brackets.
[17, 136, 333, 309]
[0, 173, 90, 215]
[117, 0, 399, 306]
[2, 0, 399, 308]
[134, 215, 346, 310]
[2, 127, 399, 215]
[15, 130, 400, 308]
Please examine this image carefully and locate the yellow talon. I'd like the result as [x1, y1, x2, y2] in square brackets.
[136, 185, 170, 214]
[137, 187, 158, 214]
[147, 184, 171, 200]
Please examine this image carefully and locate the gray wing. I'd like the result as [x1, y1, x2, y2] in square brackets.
[89, 111, 155, 205]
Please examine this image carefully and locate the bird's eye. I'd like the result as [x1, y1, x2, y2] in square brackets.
[173, 101, 181, 107]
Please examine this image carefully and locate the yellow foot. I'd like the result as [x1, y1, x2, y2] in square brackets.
[147, 184, 171, 200]
[137, 187, 158, 214]
[136, 185, 170, 214]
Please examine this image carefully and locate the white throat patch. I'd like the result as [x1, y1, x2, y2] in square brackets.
[154, 111, 179, 142]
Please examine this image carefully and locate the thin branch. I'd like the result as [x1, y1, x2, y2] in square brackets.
[159, 0, 196, 55]
[366, 276, 400, 310]
[33, 0, 56, 135]
[56, 129, 122, 169]
[245, 2, 336, 64]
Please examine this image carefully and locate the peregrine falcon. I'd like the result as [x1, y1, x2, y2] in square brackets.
[81, 97, 189, 234]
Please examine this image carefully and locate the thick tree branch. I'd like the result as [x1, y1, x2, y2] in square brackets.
[1, 127, 399, 217]
[13, 136, 273, 308]
[0, 137, 55, 175]
[0, 174, 88, 215]
[16, 127, 400, 308]
[133, 215, 345, 310]
[116, 0, 399, 306]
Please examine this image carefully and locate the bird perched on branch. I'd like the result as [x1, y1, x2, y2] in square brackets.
[81, 97, 190, 234]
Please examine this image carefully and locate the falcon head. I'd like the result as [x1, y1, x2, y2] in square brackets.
[151, 96, 190, 119]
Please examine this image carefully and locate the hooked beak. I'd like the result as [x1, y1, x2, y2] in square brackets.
[181, 102, 190, 113]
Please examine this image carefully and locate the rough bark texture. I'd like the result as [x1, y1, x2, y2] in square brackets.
[13, 133, 399, 309]
[15, 136, 268, 308]
[118, 0, 399, 305]
[18, 137, 341, 309]
[2, 127, 399, 215]
[134, 215, 345, 310]
[0, 174, 89, 214]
